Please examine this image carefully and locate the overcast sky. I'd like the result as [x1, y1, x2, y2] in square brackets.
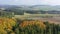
[0, 0, 60, 5]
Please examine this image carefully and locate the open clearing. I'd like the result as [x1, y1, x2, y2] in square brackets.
[14, 14, 60, 24]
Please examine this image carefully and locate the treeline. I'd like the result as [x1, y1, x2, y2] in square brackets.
[43, 21, 60, 34]
[0, 18, 60, 34]
[12, 20, 60, 34]
[8, 19, 60, 34]
[25, 10, 60, 14]
[4, 8, 60, 15]
[3, 8, 24, 15]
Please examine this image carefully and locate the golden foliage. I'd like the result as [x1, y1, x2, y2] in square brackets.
[0, 18, 16, 34]
[19, 20, 46, 29]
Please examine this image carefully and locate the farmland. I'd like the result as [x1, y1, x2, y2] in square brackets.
[0, 5, 60, 34]
[15, 14, 60, 18]
[15, 14, 60, 24]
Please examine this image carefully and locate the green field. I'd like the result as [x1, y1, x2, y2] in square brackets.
[15, 14, 60, 18]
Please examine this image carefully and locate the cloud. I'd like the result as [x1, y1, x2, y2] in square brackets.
[13, 0, 60, 5]
[0, 0, 60, 5]
[40, 0, 60, 5]
[13, 0, 19, 2]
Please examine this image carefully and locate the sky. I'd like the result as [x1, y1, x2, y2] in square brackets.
[0, 0, 60, 5]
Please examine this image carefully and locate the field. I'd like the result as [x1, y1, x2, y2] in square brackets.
[15, 14, 60, 18]
[15, 14, 60, 24]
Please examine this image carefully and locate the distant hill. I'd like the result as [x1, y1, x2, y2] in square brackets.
[0, 5, 60, 11]
[1, 5, 60, 14]
[0, 5, 20, 9]
[28, 5, 60, 11]
[16, 5, 60, 11]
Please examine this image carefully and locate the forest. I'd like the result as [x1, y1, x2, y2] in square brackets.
[0, 18, 60, 34]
